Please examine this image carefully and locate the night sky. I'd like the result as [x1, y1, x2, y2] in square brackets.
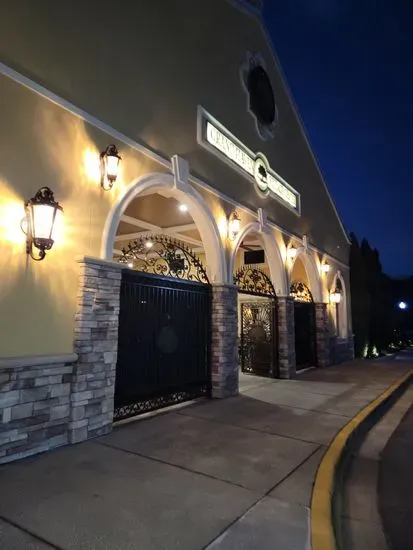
[264, 1, 413, 276]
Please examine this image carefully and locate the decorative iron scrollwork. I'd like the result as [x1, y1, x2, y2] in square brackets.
[118, 234, 210, 284]
[114, 385, 209, 421]
[290, 280, 313, 303]
[240, 301, 275, 377]
[234, 266, 276, 297]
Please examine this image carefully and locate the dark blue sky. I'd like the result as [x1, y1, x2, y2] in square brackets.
[265, 0, 413, 276]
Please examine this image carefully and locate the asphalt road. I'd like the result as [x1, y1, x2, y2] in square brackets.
[379, 402, 413, 550]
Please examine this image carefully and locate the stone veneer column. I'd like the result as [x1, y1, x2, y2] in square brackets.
[314, 302, 330, 367]
[277, 297, 296, 378]
[211, 284, 238, 398]
[69, 257, 123, 444]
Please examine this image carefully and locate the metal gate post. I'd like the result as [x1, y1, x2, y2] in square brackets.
[314, 302, 330, 367]
[211, 284, 238, 398]
[277, 296, 296, 378]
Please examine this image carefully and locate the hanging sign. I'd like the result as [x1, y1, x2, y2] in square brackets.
[197, 107, 300, 214]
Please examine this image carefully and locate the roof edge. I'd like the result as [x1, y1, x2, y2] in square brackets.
[226, 0, 351, 246]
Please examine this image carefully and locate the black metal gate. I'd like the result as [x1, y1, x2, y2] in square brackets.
[234, 267, 277, 377]
[114, 235, 211, 421]
[290, 281, 316, 370]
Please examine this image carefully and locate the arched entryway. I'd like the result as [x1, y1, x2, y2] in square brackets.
[101, 171, 224, 420]
[290, 280, 316, 370]
[114, 234, 211, 420]
[331, 271, 348, 338]
[101, 172, 225, 283]
[234, 266, 278, 378]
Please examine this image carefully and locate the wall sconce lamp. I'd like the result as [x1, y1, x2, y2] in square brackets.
[321, 262, 331, 274]
[22, 187, 63, 261]
[228, 211, 241, 241]
[330, 282, 343, 304]
[100, 144, 121, 190]
[287, 246, 297, 261]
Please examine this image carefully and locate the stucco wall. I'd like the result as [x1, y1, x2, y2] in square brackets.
[0, 76, 169, 356]
[0, 0, 349, 262]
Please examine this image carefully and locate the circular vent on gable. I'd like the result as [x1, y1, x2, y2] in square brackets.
[240, 52, 278, 140]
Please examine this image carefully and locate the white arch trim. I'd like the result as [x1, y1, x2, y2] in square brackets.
[101, 172, 226, 284]
[331, 270, 348, 338]
[289, 247, 323, 303]
[229, 221, 288, 295]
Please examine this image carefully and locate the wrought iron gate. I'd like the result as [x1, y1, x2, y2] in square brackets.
[114, 235, 211, 421]
[234, 267, 277, 377]
[290, 281, 316, 370]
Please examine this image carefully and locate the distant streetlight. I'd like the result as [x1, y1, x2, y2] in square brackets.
[398, 301, 408, 310]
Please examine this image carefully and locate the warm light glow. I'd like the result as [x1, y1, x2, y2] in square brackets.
[228, 212, 241, 240]
[82, 147, 101, 184]
[106, 154, 119, 179]
[330, 291, 342, 304]
[179, 204, 189, 213]
[321, 263, 330, 274]
[288, 247, 297, 260]
[217, 215, 228, 240]
[145, 241, 153, 249]
[0, 200, 26, 246]
[31, 204, 56, 240]
[127, 262, 133, 268]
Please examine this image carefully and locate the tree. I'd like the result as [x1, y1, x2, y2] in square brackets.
[350, 234, 412, 357]
[349, 234, 370, 356]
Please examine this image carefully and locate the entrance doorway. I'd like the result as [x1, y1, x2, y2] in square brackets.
[290, 281, 316, 370]
[114, 234, 211, 421]
[234, 267, 278, 378]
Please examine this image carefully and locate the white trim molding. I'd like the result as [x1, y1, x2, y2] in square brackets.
[229, 215, 288, 295]
[221, 5, 351, 246]
[288, 247, 323, 303]
[101, 169, 226, 284]
[0, 62, 348, 271]
[331, 270, 349, 338]
[0, 353, 78, 370]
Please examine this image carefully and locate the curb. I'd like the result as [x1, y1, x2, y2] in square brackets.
[310, 368, 413, 550]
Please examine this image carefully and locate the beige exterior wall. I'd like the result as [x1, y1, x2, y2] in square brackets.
[0, 0, 349, 262]
[0, 0, 352, 358]
[0, 76, 168, 356]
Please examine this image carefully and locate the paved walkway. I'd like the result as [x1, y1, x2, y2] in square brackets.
[0, 356, 412, 550]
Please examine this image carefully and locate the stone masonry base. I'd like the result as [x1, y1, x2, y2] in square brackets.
[211, 284, 238, 398]
[1, 259, 355, 464]
[0, 354, 77, 464]
[277, 297, 296, 378]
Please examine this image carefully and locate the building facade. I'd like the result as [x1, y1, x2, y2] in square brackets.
[0, 0, 354, 463]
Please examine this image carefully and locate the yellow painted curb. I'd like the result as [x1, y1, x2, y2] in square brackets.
[310, 368, 413, 550]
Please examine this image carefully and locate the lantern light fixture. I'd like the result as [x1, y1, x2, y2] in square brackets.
[228, 211, 241, 241]
[321, 263, 331, 274]
[22, 187, 63, 261]
[330, 281, 343, 304]
[287, 246, 297, 261]
[179, 203, 188, 213]
[100, 144, 121, 191]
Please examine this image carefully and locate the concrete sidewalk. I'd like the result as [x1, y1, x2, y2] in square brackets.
[0, 355, 412, 550]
